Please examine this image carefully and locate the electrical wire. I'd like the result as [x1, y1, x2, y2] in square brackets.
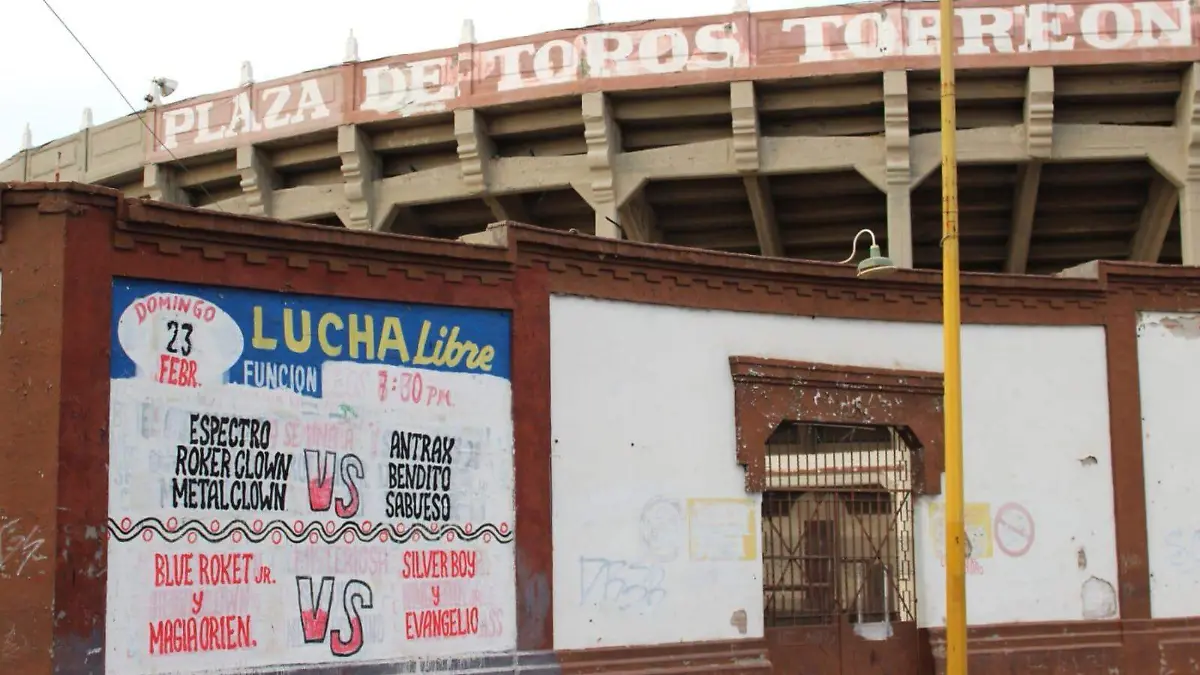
[38, 0, 227, 211]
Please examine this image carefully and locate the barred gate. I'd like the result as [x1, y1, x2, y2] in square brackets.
[761, 422, 922, 675]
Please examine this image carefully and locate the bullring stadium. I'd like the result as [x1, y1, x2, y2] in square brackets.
[4, 0, 1198, 274]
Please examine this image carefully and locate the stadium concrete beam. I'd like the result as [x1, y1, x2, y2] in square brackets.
[377, 164, 469, 209]
[881, 70, 913, 270]
[457, 108, 580, 226]
[909, 123, 1174, 192]
[380, 205, 430, 236]
[490, 155, 586, 193]
[339, 124, 382, 230]
[742, 176, 781, 257]
[1129, 173, 1179, 263]
[143, 164, 189, 206]
[236, 146, 278, 218]
[275, 185, 352, 228]
[205, 195, 249, 214]
[1054, 125, 1177, 166]
[909, 127, 1026, 187]
[1176, 62, 1200, 265]
[618, 136, 883, 192]
[482, 195, 529, 223]
[1005, 67, 1054, 275]
[617, 186, 662, 243]
[731, 81, 783, 258]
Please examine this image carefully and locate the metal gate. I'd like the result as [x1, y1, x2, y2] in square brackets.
[761, 422, 922, 675]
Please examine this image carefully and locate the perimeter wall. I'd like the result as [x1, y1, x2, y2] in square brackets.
[2, 183, 1200, 674]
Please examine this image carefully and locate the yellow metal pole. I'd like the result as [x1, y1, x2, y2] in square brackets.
[939, 0, 968, 670]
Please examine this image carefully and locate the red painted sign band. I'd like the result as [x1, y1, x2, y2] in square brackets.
[146, 0, 1198, 161]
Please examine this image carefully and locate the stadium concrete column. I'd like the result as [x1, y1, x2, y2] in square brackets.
[236, 146, 278, 218]
[616, 188, 662, 242]
[1177, 63, 1200, 265]
[455, 109, 494, 201]
[454, 108, 531, 223]
[580, 92, 623, 239]
[731, 81, 783, 257]
[1005, 67, 1053, 274]
[338, 124, 380, 230]
[883, 71, 913, 269]
[143, 164, 188, 205]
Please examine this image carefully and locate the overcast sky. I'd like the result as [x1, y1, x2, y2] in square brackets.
[2, 0, 851, 160]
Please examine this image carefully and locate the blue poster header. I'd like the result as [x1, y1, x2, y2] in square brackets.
[110, 278, 512, 397]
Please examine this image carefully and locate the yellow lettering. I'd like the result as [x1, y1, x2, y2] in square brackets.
[252, 306, 278, 350]
[429, 326, 448, 366]
[441, 326, 478, 368]
[318, 313, 343, 357]
[282, 309, 312, 353]
[413, 320, 437, 366]
[469, 345, 495, 372]
[348, 314, 375, 360]
[378, 316, 410, 363]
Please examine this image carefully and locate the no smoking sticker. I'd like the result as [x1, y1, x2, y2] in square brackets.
[993, 502, 1035, 557]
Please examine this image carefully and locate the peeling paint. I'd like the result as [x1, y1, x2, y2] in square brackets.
[729, 609, 747, 635]
[1141, 313, 1200, 339]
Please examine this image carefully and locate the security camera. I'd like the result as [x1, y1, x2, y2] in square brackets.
[152, 77, 178, 98]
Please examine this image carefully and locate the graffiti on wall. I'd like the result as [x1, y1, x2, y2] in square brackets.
[105, 279, 515, 674]
[1164, 527, 1200, 572]
[0, 517, 47, 580]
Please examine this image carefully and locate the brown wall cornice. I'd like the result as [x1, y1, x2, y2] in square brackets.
[729, 357, 945, 495]
[506, 224, 1110, 325]
[9, 185, 1199, 322]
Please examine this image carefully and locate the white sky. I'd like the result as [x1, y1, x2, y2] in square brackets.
[2, 0, 845, 160]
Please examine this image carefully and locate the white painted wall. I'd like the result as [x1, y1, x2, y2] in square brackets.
[549, 295, 1118, 650]
[1138, 311, 1200, 619]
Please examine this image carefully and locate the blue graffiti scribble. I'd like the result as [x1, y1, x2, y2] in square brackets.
[1164, 528, 1200, 572]
[579, 558, 667, 611]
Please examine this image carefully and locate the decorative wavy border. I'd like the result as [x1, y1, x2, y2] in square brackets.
[107, 517, 513, 545]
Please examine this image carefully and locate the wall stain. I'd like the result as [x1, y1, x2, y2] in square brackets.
[1081, 576, 1117, 620]
[730, 609, 748, 635]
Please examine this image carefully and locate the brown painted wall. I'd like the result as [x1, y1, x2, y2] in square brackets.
[2, 182, 1200, 674]
[0, 189, 68, 672]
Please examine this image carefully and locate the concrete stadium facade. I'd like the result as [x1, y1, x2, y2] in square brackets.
[4, 0, 1200, 274]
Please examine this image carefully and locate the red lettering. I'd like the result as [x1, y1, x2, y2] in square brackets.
[153, 553, 194, 587]
[147, 615, 253, 654]
[300, 608, 331, 643]
[401, 550, 477, 580]
[296, 576, 334, 642]
[131, 294, 219, 325]
[197, 553, 255, 586]
[404, 607, 479, 640]
[305, 451, 336, 512]
[157, 354, 199, 388]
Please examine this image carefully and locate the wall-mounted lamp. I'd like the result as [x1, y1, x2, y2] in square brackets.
[840, 228, 897, 278]
[144, 77, 179, 106]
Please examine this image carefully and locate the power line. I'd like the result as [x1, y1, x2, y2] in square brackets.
[38, 0, 226, 211]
